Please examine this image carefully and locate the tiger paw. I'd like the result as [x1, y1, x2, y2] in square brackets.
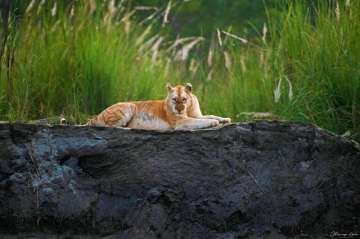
[209, 119, 220, 127]
[218, 118, 231, 124]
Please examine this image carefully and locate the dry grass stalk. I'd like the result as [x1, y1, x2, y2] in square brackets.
[274, 78, 282, 103]
[175, 37, 204, 61]
[262, 23, 268, 44]
[138, 34, 160, 53]
[26, 0, 36, 14]
[216, 29, 223, 47]
[37, 0, 46, 15]
[70, 5, 75, 18]
[104, 0, 118, 28]
[162, 0, 172, 27]
[121, 11, 136, 34]
[223, 51, 232, 70]
[167, 37, 196, 53]
[189, 58, 199, 75]
[135, 6, 159, 11]
[136, 25, 153, 46]
[151, 37, 164, 64]
[139, 8, 162, 25]
[335, 0, 340, 22]
[206, 69, 214, 81]
[116, 0, 125, 14]
[345, 0, 351, 17]
[207, 45, 214, 67]
[222, 31, 248, 44]
[273, 76, 293, 102]
[108, 0, 117, 15]
[285, 76, 293, 100]
[51, 2, 57, 17]
[88, 0, 97, 15]
[237, 112, 280, 121]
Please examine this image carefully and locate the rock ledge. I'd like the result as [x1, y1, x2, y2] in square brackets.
[0, 121, 359, 238]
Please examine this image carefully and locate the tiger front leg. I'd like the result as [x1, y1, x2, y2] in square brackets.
[200, 115, 231, 124]
[174, 117, 219, 130]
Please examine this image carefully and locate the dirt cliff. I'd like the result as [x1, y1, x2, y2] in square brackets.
[0, 121, 359, 238]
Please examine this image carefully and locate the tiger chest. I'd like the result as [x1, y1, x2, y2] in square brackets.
[128, 112, 171, 130]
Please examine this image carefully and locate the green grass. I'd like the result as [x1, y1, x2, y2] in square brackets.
[270, 1, 360, 138]
[0, 0, 359, 140]
[0, 1, 169, 122]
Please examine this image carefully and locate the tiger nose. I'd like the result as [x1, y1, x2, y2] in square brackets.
[176, 104, 185, 112]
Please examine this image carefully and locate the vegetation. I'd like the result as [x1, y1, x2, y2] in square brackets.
[0, 0, 359, 140]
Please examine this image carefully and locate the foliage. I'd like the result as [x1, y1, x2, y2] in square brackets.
[0, 0, 358, 140]
[131, 0, 280, 37]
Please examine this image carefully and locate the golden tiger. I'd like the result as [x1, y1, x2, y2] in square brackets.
[87, 83, 231, 130]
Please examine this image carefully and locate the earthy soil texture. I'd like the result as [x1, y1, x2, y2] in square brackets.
[0, 121, 359, 238]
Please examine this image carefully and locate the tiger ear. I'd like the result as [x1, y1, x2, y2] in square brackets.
[185, 83, 192, 93]
[166, 82, 173, 92]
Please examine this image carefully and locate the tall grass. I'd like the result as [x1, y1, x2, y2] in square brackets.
[269, 1, 360, 137]
[0, 0, 359, 140]
[202, 0, 360, 139]
[0, 1, 169, 122]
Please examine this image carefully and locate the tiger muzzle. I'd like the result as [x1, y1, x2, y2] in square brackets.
[175, 103, 185, 113]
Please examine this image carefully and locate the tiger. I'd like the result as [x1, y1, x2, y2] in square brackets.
[87, 83, 231, 130]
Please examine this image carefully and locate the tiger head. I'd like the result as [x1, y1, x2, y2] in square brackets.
[166, 83, 193, 116]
